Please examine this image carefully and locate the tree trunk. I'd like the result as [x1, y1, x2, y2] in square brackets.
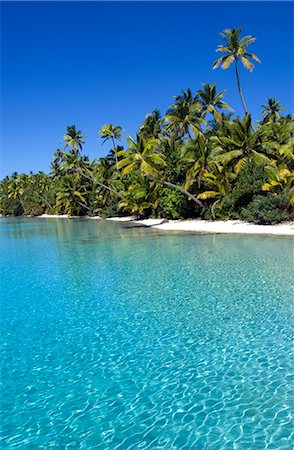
[78, 201, 91, 211]
[149, 176, 204, 208]
[80, 167, 125, 200]
[234, 60, 248, 114]
[34, 191, 52, 209]
[22, 184, 52, 209]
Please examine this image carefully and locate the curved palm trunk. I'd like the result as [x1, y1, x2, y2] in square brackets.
[34, 191, 52, 209]
[234, 60, 248, 114]
[81, 168, 125, 200]
[78, 201, 91, 211]
[149, 176, 204, 208]
[22, 184, 52, 209]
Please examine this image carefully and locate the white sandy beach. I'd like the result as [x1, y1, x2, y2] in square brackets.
[106, 216, 136, 222]
[151, 219, 294, 236]
[105, 217, 293, 236]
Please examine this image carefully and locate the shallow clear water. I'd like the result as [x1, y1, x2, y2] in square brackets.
[0, 218, 293, 449]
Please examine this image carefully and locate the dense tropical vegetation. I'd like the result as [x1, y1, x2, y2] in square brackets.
[1, 29, 293, 224]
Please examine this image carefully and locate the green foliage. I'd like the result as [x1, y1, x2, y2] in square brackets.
[1, 30, 293, 223]
[221, 161, 268, 217]
[241, 194, 293, 224]
[159, 188, 198, 219]
[99, 198, 122, 218]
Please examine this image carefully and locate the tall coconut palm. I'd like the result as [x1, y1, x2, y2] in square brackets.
[99, 124, 123, 165]
[261, 98, 285, 123]
[117, 135, 204, 207]
[64, 125, 85, 155]
[197, 83, 232, 123]
[213, 28, 261, 113]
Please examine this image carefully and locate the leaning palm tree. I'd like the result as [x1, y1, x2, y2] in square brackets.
[64, 125, 85, 155]
[213, 28, 261, 113]
[68, 152, 124, 200]
[117, 135, 204, 207]
[99, 124, 123, 165]
[261, 98, 285, 123]
[197, 83, 232, 123]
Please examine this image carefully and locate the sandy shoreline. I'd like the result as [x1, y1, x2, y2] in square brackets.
[3, 215, 293, 236]
[152, 219, 294, 236]
[106, 216, 294, 236]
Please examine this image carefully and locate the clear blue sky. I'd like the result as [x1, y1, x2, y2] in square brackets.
[1, 1, 293, 178]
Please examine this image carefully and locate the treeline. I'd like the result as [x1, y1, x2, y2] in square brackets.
[1, 29, 293, 224]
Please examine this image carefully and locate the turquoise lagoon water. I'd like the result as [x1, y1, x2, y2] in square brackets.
[0, 218, 293, 449]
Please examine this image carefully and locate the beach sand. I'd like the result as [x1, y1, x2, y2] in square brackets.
[151, 219, 294, 236]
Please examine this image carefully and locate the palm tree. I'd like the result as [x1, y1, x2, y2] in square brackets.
[8, 173, 52, 212]
[261, 120, 294, 164]
[55, 177, 90, 216]
[64, 125, 85, 155]
[215, 114, 270, 173]
[117, 135, 204, 207]
[80, 160, 124, 200]
[261, 98, 285, 123]
[165, 89, 202, 140]
[99, 124, 123, 165]
[50, 149, 64, 180]
[197, 168, 236, 219]
[213, 28, 261, 113]
[29, 172, 52, 210]
[118, 174, 161, 217]
[197, 83, 232, 123]
[181, 135, 221, 189]
[262, 165, 293, 194]
[8, 175, 24, 204]
[139, 109, 163, 139]
[61, 150, 124, 200]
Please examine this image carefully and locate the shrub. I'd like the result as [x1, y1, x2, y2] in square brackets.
[241, 194, 292, 224]
[159, 188, 200, 219]
[219, 162, 268, 219]
[99, 198, 124, 218]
